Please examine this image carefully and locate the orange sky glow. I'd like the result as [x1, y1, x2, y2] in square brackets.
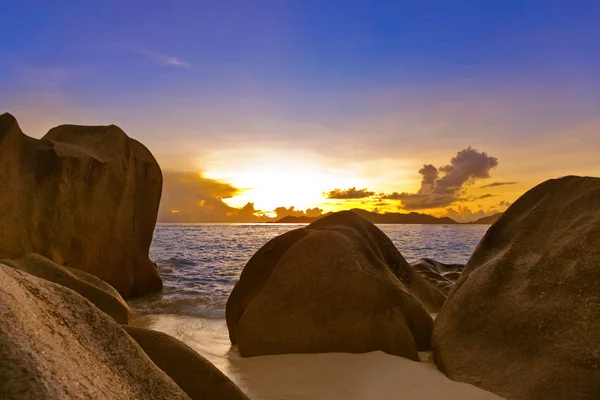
[3, 3, 599, 223]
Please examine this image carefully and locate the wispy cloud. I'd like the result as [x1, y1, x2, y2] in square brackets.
[480, 181, 517, 188]
[464, 193, 498, 201]
[130, 48, 191, 68]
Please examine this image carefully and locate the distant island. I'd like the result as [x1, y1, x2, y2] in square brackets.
[469, 213, 502, 225]
[272, 209, 502, 225]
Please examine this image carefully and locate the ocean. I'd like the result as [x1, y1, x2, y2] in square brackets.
[128, 223, 489, 317]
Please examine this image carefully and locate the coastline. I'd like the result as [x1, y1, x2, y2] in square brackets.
[131, 313, 501, 400]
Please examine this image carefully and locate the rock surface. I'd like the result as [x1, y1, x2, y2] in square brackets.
[0, 113, 162, 298]
[308, 212, 447, 311]
[124, 326, 249, 400]
[410, 258, 464, 295]
[1, 253, 130, 323]
[0, 264, 189, 399]
[432, 176, 600, 400]
[227, 211, 443, 360]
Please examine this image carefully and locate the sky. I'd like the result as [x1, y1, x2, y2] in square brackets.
[1, 1, 599, 222]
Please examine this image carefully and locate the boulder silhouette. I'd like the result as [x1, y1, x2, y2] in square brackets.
[0, 113, 162, 298]
[124, 326, 249, 400]
[227, 211, 442, 360]
[432, 176, 600, 400]
[410, 258, 464, 295]
[1, 253, 129, 323]
[0, 264, 189, 399]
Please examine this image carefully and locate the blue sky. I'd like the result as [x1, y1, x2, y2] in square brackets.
[1, 1, 599, 220]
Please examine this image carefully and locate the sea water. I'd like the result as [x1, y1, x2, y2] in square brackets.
[129, 223, 488, 317]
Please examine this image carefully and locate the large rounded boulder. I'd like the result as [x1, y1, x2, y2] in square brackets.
[0, 264, 189, 399]
[227, 211, 444, 360]
[0, 113, 162, 298]
[432, 176, 600, 400]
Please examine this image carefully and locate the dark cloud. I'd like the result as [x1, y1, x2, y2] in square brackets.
[382, 147, 499, 210]
[473, 193, 497, 200]
[158, 171, 268, 222]
[418, 164, 439, 192]
[497, 200, 513, 208]
[434, 147, 498, 194]
[454, 192, 498, 203]
[381, 192, 410, 200]
[381, 192, 451, 208]
[480, 181, 518, 188]
[383, 192, 455, 209]
[324, 187, 376, 199]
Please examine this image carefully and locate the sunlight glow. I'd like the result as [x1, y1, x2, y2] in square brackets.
[204, 159, 368, 212]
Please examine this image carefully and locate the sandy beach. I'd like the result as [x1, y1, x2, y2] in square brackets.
[132, 314, 501, 400]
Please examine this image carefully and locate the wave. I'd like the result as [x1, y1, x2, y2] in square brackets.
[128, 295, 226, 319]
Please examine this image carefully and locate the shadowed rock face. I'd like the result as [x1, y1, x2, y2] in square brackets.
[0, 265, 189, 400]
[1, 253, 130, 324]
[0, 113, 162, 298]
[227, 211, 444, 360]
[432, 176, 600, 400]
[308, 212, 447, 312]
[124, 326, 249, 400]
[410, 258, 464, 295]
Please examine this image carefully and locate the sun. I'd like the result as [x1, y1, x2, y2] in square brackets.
[203, 157, 368, 213]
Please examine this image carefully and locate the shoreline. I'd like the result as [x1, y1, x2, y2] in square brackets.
[131, 313, 501, 400]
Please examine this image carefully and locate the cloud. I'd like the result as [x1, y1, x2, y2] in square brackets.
[130, 48, 191, 67]
[383, 192, 452, 209]
[442, 206, 499, 223]
[157, 147, 504, 221]
[381, 147, 499, 210]
[497, 200, 513, 208]
[157, 171, 329, 222]
[434, 147, 499, 194]
[274, 206, 324, 219]
[158, 171, 266, 222]
[480, 181, 518, 188]
[418, 164, 439, 192]
[324, 187, 375, 199]
[472, 193, 497, 200]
